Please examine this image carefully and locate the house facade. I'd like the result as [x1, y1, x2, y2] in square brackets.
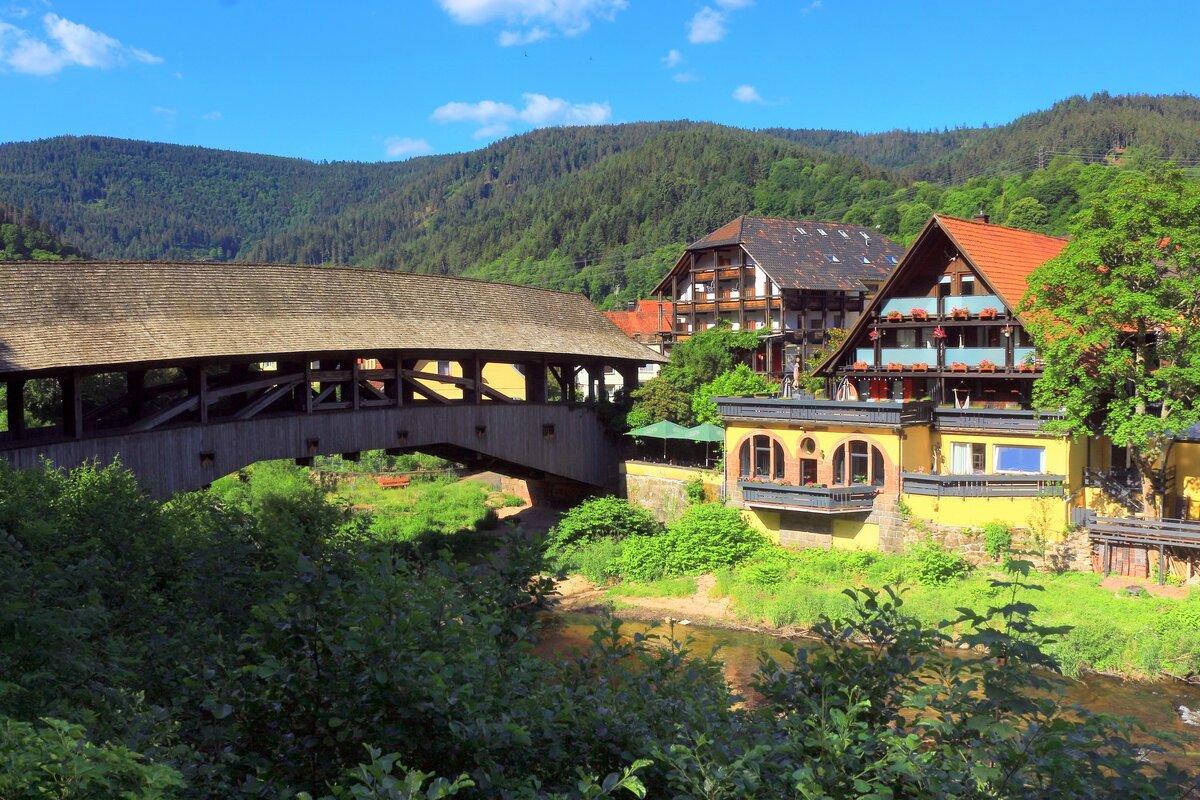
[717, 214, 1200, 555]
[653, 216, 904, 382]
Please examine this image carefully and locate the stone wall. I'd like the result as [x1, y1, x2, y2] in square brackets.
[903, 518, 1093, 572]
[620, 462, 721, 523]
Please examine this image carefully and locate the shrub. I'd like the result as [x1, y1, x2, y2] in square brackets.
[619, 504, 769, 581]
[544, 496, 663, 559]
[1153, 595, 1200, 635]
[734, 549, 803, 589]
[554, 538, 626, 585]
[684, 477, 706, 505]
[907, 540, 969, 587]
[981, 521, 1013, 561]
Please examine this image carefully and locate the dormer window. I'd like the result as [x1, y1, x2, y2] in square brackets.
[825, 255, 840, 263]
[886, 256, 898, 264]
[861, 257, 871, 264]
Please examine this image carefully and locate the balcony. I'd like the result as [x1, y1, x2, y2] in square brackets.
[901, 472, 1066, 498]
[716, 397, 933, 427]
[878, 295, 1005, 319]
[852, 346, 1008, 371]
[932, 407, 1065, 432]
[739, 481, 878, 513]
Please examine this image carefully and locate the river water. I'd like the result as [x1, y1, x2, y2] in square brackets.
[542, 611, 1200, 774]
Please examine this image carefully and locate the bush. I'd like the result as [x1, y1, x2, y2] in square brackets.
[544, 496, 663, 558]
[619, 503, 769, 581]
[907, 540, 969, 587]
[734, 549, 803, 589]
[684, 477, 706, 505]
[553, 538, 626, 585]
[981, 521, 1014, 561]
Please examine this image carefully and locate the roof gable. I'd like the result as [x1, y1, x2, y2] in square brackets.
[935, 215, 1068, 310]
[603, 300, 669, 338]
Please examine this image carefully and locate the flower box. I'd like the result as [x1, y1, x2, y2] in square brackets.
[978, 307, 999, 320]
[886, 310, 903, 322]
[853, 360, 870, 371]
[911, 362, 929, 372]
[1017, 362, 1036, 373]
[910, 308, 929, 321]
[977, 360, 996, 373]
[950, 361, 968, 372]
[887, 362, 904, 372]
[950, 307, 970, 320]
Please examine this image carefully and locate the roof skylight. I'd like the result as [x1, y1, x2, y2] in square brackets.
[796, 227, 808, 235]
[817, 229, 827, 236]
[838, 230, 850, 239]
[825, 255, 840, 263]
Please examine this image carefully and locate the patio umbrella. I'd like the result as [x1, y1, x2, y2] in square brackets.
[681, 422, 725, 467]
[625, 420, 690, 459]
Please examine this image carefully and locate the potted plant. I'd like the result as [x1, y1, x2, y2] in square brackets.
[887, 362, 904, 372]
[853, 360, 870, 371]
[911, 308, 929, 321]
[886, 310, 903, 322]
[950, 306, 970, 320]
[979, 307, 999, 320]
[950, 361, 968, 372]
[977, 359, 996, 372]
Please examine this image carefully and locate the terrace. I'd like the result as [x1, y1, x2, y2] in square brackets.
[716, 396, 1063, 434]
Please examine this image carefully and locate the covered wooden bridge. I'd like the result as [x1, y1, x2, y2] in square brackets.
[0, 262, 664, 497]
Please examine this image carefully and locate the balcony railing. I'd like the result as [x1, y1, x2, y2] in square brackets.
[716, 397, 934, 427]
[879, 295, 1004, 318]
[739, 481, 878, 513]
[901, 472, 1065, 498]
[933, 407, 1065, 432]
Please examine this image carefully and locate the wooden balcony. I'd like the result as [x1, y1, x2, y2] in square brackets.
[739, 481, 878, 513]
[900, 472, 1066, 497]
[932, 407, 1065, 433]
[716, 397, 934, 428]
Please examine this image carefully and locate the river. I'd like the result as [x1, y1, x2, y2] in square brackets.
[541, 611, 1200, 774]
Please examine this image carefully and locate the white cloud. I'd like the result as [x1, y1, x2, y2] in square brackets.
[2, 6, 31, 20]
[498, 26, 549, 46]
[384, 136, 433, 159]
[438, 0, 626, 44]
[716, 0, 753, 7]
[201, 110, 222, 121]
[672, 71, 697, 83]
[662, 48, 682, 68]
[0, 13, 162, 75]
[732, 84, 764, 103]
[432, 92, 611, 138]
[687, 7, 726, 44]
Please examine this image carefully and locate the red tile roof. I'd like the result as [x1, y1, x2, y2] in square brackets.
[935, 215, 1067, 310]
[604, 300, 670, 338]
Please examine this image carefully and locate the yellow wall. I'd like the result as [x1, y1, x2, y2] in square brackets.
[1171, 442, 1200, 520]
[832, 519, 879, 550]
[743, 507, 781, 544]
[723, 421, 903, 485]
[621, 461, 722, 499]
[413, 360, 527, 401]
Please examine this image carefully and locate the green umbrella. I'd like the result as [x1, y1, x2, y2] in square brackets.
[625, 420, 690, 459]
[682, 423, 725, 467]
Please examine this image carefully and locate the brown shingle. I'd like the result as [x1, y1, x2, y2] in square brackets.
[0, 262, 666, 375]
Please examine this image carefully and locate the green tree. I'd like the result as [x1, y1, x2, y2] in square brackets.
[691, 364, 778, 425]
[627, 376, 693, 427]
[1022, 167, 1200, 514]
[1003, 196, 1050, 232]
[662, 324, 762, 393]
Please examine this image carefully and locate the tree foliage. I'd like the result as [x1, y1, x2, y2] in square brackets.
[1022, 167, 1200, 514]
[691, 364, 778, 425]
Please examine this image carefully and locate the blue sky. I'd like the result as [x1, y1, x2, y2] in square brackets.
[3, 0, 1199, 163]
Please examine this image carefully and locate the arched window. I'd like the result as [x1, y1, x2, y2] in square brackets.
[832, 440, 886, 487]
[739, 434, 785, 480]
[799, 437, 818, 485]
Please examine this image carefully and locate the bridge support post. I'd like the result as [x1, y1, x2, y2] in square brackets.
[461, 357, 483, 404]
[523, 362, 547, 404]
[61, 371, 84, 440]
[617, 364, 639, 395]
[186, 366, 209, 424]
[126, 370, 146, 421]
[400, 357, 417, 404]
[5, 378, 24, 439]
[384, 351, 402, 407]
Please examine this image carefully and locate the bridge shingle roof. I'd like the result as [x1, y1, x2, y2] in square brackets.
[0, 262, 666, 375]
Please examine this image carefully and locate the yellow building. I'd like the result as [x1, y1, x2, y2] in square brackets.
[714, 214, 1200, 551]
[411, 359, 528, 401]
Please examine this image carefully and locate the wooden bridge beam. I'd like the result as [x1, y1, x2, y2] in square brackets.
[5, 378, 24, 439]
[61, 371, 84, 440]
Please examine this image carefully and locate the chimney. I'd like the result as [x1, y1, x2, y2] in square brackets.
[975, 206, 990, 224]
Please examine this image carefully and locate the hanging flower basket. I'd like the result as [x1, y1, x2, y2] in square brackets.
[979, 307, 999, 320]
[853, 360, 870, 371]
[868, 330, 881, 341]
[932, 326, 947, 340]
[950, 307, 970, 320]
[1001, 325, 1013, 337]
[977, 359, 997, 372]
[910, 308, 929, 321]
[887, 362, 904, 372]
[950, 361, 968, 372]
[886, 310, 903, 322]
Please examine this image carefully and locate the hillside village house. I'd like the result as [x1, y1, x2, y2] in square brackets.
[716, 214, 1200, 573]
[653, 216, 905, 383]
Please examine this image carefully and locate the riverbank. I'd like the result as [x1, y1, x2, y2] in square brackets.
[552, 568, 1200, 683]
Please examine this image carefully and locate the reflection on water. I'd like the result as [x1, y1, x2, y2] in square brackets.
[540, 611, 1200, 773]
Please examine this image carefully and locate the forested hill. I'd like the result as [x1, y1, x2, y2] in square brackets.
[764, 93, 1200, 181]
[0, 204, 84, 260]
[2, 93, 1200, 304]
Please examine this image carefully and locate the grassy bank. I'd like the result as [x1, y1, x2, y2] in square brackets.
[607, 546, 1200, 680]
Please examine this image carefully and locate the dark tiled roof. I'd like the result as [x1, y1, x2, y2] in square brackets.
[0, 262, 666, 375]
[687, 216, 903, 292]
